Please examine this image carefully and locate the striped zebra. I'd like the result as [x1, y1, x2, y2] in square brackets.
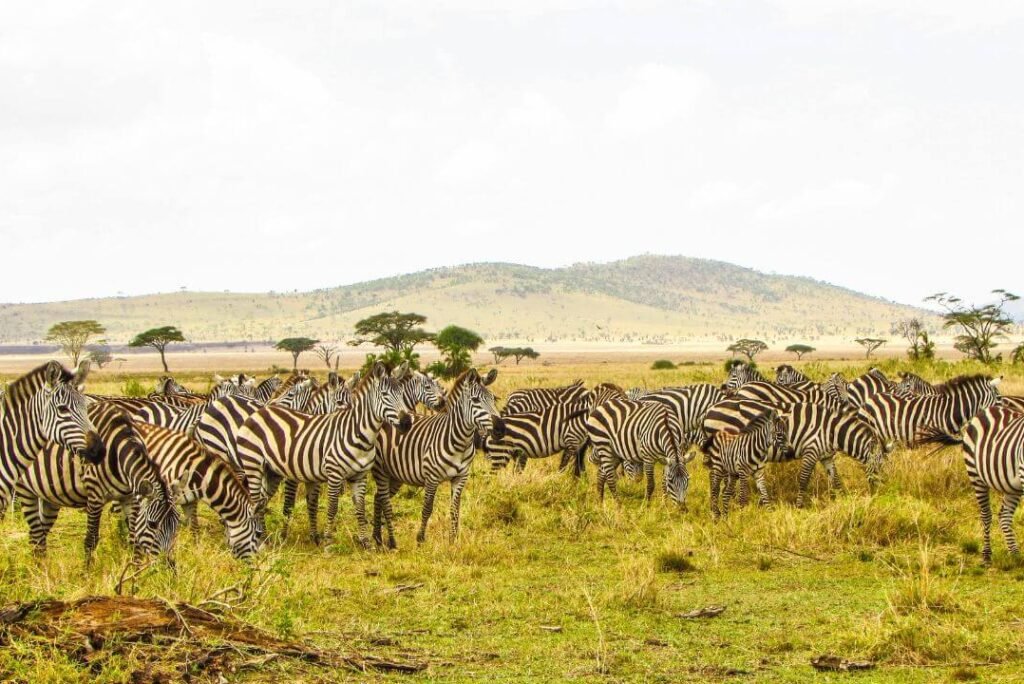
[586, 398, 694, 505]
[823, 373, 851, 407]
[133, 421, 262, 559]
[733, 381, 834, 409]
[775, 365, 810, 386]
[639, 384, 725, 449]
[112, 381, 243, 434]
[16, 403, 182, 561]
[626, 387, 650, 400]
[846, 368, 895, 409]
[372, 369, 503, 548]
[252, 375, 283, 403]
[1004, 396, 1024, 413]
[483, 401, 590, 474]
[703, 399, 886, 507]
[894, 371, 937, 398]
[235, 362, 411, 547]
[0, 361, 102, 517]
[504, 379, 587, 414]
[859, 374, 1002, 447]
[703, 409, 787, 517]
[721, 363, 766, 394]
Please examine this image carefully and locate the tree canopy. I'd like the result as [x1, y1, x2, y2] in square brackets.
[349, 311, 434, 370]
[276, 337, 319, 370]
[891, 318, 935, 361]
[430, 325, 484, 379]
[784, 344, 815, 360]
[854, 338, 887, 359]
[727, 339, 768, 362]
[129, 326, 186, 372]
[926, 290, 1019, 363]
[45, 320, 106, 367]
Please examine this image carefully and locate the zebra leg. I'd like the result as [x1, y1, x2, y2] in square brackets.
[514, 452, 528, 473]
[709, 469, 722, 519]
[326, 479, 342, 535]
[20, 495, 51, 555]
[644, 460, 655, 501]
[796, 453, 818, 508]
[737, 472, 750, 507]
[822, 456, 843, 496]
[723, 475, 737, 516]
[305, 483, 321, 545]
[384, 481, 401, 549]
[449, 474, 469, 543]
[84, 499, 106, 564]
[998, 491, 1021, 556]
[347, 475, 369, 549]
[282, 480, 298, 519]
[753, 467, 771, 507]
[182, 500, 200, 538]
[417, 480, 440, 544]
[973, 483, 993, 564]
[595, 445, 612, 500]
[371, 471, 388, 548]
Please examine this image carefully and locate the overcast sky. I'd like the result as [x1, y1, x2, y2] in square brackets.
[1, 1, 1021, 306]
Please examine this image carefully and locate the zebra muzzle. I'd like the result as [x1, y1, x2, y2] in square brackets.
[79, 431, 104, 465]
[397, 412, 412, 433]
[490, 416, 507, 440]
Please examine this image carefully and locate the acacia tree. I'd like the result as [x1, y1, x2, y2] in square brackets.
[508, 347, 540, 365]
[488, 346, 508, 364]
[85, 344, 118, 369]
[855, 338, 887, 359]
[349, 311, 434, 369]
[891, 318, 935, 361]
[926, 290, 1019, 363]
[314, 343, 337, 369]
[430, 325, 484, 379]
[727, 339, 768, 363]
[45, 320, 106, 366]
[276, 337, 319, 371]
[129, 326, 186, 372]
[785, 344, 815, 360]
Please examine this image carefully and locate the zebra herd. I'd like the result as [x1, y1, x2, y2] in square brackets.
[0, 359, 1023, 567]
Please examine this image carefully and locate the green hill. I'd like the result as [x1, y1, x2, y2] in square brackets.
[0, 255, 934, 344]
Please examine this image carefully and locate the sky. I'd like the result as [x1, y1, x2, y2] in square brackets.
[1, 1, 1021, 307]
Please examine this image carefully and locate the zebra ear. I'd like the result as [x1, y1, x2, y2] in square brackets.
[327, 372, 340, 388]
[170, 471, 190, 500]
[44, 360, 65, 388]
[372, 361, 387, 379]
[137, 481, 154, 500]
[483, 369, 498, 386]
[990, 376, 1003, 388]
[392, 362, 410, 380]
[74, 360, 91, 389]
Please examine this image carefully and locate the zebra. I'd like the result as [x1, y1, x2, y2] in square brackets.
[721, 363, 766, 394]
[483, 401, 590, 474]
[401, 370, 447, 413]
[112, 381, 243, 434]
[235, 362, 411, 547]
[0, 361, 102, 517]
[703, 399, 886, 507]
[775, 365, 810, 386]
[639, 384, 725, 450]
[893, 371, 938, 398]
[1004, 396, 1024, 413]
[859, 374, 1002, 448]
[846, 368, 895, 409]
[585, 398, 694, 505]
[626, 387, 650, 400]
[372, 368, 503, 548]
[252, 375, 284, 403]
[703, 409, 787, 517]
[733, 381, 835, 409]
[133, 421, 262, 559]
[504, 379, 587, 415]
[823, 373, 851, 407]
[16, 403, 182, 561]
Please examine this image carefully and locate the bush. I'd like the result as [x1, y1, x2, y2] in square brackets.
[651, 359, 676, 370]
[655, 551, 697, 573]
[121, 378, 147, 397]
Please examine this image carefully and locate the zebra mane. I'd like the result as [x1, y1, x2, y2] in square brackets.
[934, 374, 991, 394]
[445, 369, 477, 403]
[269, 373, 312, 400]
[2, 361, 73, 410]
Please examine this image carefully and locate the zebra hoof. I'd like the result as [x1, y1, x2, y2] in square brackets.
[415, 532, 426, 544]
[356, 537, 370, 551]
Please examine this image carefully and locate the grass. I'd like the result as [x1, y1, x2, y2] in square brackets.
[2, 359, 1024, 681]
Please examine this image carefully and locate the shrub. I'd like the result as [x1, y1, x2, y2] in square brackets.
[651, 359, 676, 370]
[121, 378, 147, 398]
[655, 551, 697, 573]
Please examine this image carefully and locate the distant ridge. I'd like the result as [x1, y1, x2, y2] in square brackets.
[0, 255, 935, 344]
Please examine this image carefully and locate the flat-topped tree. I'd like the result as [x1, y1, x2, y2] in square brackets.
[276, 337, 319, 371]
[785, 344, 815, 361]
[926, 290, 1019, 363]
[509, 347, 540, 365]
[855, 338, 887, 359]
[488, 346, 508, 364]
[727, 339, 768, 363]
[129, 326, 185, 372]
[349, 311, 434, 370]
[430, 325, 484, 379]
[45, 320, 106, 366]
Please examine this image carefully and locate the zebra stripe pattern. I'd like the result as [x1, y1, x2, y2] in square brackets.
[484, 401, 590, 474]
[733, 381, 834, 409]
[134, 421, 261, 559]
[639, 384, 725, 449]
[721, 363, 766, 394]
[235, 362, 411, 547]
[775, 365, 810, 386]
[846, 368, 895, 409]
[859, 374, 1002, 447]
[372, 369, 503, 548]
[16, 403, 181, 560]
[504, 379, 587, 415]
[0, 361, 102, 516]
[894, 371, 938, 398]
[703, 409, 786, 517]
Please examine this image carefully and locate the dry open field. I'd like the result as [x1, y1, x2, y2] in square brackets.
[1, 356, 1024, 682]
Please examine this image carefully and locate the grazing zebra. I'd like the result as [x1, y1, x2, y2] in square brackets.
[504, 379, 587, 415]
[733, 381, 834, 409]
[775, 365, 810, 386]
[639, 384, 725, 449]
[372, 369, 503, 548]
[133, 421, 262, 559]
[235, 362, 411, 546]
[703, 399, 886, 506]
[859, 374, 1002, 447]
[703, 410, 787, 517]
[586, 398, 693, 504]
[17, 403, 181, 560]
[0, 361, 102, 517]
[484, 401, 590, 474]
[846, 368, 895, 409]
[721, 363, 766, 394]
[894, 371, 938, 398]
[1004, 396, 1024, 413]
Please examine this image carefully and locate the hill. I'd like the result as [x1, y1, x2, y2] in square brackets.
[0, 255, 935, 345]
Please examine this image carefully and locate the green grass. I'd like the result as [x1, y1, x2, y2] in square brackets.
[2, 360, 1024, 682]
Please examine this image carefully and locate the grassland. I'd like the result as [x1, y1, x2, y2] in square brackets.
[2, 358, 1024, 682]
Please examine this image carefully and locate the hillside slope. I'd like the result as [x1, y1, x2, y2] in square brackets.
[0, 255, 933, 344]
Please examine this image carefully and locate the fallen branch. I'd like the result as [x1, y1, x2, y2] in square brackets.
[676, 605, 726, 619]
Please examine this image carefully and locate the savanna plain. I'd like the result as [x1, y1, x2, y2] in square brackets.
[2, 356, 1024, 683]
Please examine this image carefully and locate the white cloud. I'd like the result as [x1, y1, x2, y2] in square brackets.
[754, 180, 885, 221]
[605, 64, 708, 137]
[434, 140, 502, 186]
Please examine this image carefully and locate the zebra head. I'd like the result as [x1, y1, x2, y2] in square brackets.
[226, 504, 262, 560]
[721, 362, 761, 394]
[622, 459, 644, 481]
[664, 451, 696, 509]
[32, 361, 103, 464]
[405, 371, 447, 411]
[134, 471, 184, 558]
[154, 375, 190, 396]
[365, 361, 413, 432]
[306, 372, 351, 414]
[454, 368, 504, 438]
[775, 364, 808, 386]
[587, 382, 625, 408]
